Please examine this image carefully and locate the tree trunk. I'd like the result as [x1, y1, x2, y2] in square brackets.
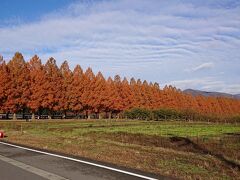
[32, 112, 35, 121]
[87, 110, 91, 119]
[108, 112, 112, 119]
[64, 111, 67, 119]
[99, 112, 102, 119]
[13, 113, 17, 120]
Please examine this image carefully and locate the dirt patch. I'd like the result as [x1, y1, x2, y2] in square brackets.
[47, 123, 148, 132]
[87, 132, 205, 153]
[86, 132, 240, 169]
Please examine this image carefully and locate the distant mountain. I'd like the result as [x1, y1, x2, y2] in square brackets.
[183, 89, 240, 99]
[235, 94, 240, 99]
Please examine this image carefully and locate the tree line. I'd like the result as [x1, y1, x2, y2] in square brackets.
[0, 52, 240, 120]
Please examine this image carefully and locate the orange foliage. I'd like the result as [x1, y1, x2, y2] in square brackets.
[0, 52, 240, 118]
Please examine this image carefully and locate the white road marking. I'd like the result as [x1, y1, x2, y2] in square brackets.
[0, 141, 158, 180]
[0, 154, 69, 180]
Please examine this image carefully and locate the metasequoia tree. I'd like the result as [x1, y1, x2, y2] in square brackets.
[149, 82, 161, 109]
[141, 80, 153, 109]
[27, 55, 47, 119]
[120, 77, 134, 111]
[0, 53, 240, 120]
[6, 52, 30, 119]
[81, 67, 95, 119]
[0, 59, 11, 114]
[43, 57, 63, 117]
[129, 78, 138, 107]
[60, 61, 73, 116]
[69, 65, 84, 114]
[89, 72, 108, 119]
[104, 77, 120, 119]
[111, 75, 125, 118]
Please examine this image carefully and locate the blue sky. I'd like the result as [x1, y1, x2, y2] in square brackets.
[0, 0, 240, 94]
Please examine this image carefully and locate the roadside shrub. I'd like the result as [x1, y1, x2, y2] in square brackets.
[180, 109, 199, 121]
[152, 108, 181, 120]
[229, 115, 240, 123]
[124, 108, 240, 123]
[125, 108, 183, 121]
[124, 108, 151, 120]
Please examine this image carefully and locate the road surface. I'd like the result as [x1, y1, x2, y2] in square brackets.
[0, 141, 163, 180]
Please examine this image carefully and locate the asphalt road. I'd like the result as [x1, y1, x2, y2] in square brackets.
[0, 158, 46, 180]
[0, 142, 162, 180]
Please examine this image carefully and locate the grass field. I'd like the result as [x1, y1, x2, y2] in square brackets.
[0, 120, 240, 179]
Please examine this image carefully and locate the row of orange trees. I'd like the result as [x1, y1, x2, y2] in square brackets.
[0, 52, 240, 120]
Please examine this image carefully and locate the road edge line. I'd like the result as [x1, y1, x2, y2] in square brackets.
[0, 141, 158, 180]
[0, 154, 69, 180]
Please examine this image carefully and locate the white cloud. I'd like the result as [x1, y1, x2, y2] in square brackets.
[221, 84, 240, 95]
[167, 77, 240, 94]
[0, 0, 240, 93]
[168, 77, 221, 90]
[185, 62, 214, 72]
[193, 62, 214, 71]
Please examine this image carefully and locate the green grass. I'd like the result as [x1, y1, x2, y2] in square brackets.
[1, 120, 240, 138]
[13, 120, 239, 137]
[79, 123, 240, 137]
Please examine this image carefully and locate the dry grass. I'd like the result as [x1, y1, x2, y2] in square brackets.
[0, 119, 240, 179]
